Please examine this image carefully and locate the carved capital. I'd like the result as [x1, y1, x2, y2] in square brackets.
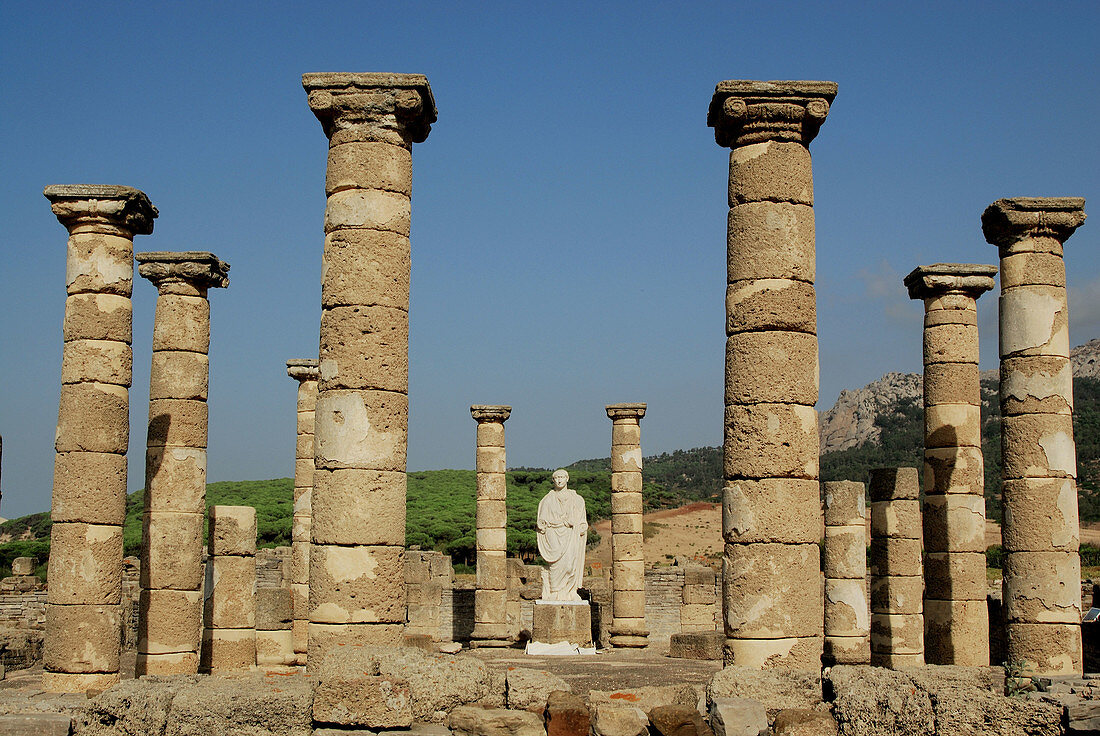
[606, 403, 647, 421]
[44, 184, 157, 236]
[303, 72, 436, 145]
[287, 359, 320, 383]
[470, 405, 511, 423]
[982, 197, 1086, 250]
[904, 264, 997, 301]
[708, 80, 837, 148]
[136, 252, 230, 294]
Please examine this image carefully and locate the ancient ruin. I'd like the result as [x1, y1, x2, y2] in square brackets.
[606, 403, 648, 648]
[822, 480, 869, 664]
[708, 79, 835, 669]
[869, 467, 924, 668]
[470, 405, 512, 647]
[904, 263, 995, 666]
[201, 505, 257, 674]
[286, 358, 319, 664]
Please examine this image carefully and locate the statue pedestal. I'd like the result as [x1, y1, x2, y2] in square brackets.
[531, 601, 592, 646]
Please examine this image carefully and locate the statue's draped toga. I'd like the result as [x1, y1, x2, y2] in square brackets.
[536, 469, 588, 601]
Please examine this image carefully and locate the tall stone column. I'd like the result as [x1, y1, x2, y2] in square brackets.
[707, 80, 836, 669]
[287, 359, 319, 664]
[823, 480, 869, 665]
[42, 184, 156, 693]
[983, 197, 1088, 676]
[135, 252, 229, 676]
[869, 467, 924, 668]
[903, 264, 995, 666]
[201, 505, 257, 673]
[470, 405, 511, 647]
[606, 403, 648, 648]
[303, 72, 436, 668]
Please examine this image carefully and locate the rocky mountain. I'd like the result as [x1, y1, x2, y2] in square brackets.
[820, 338, 1100, 454]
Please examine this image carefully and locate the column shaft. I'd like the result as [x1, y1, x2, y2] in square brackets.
[42, 184, 156, 693]
[708, 80, 836, 670]
[201, 505, 257, 673]
[983, 197, 1087, 676]
[606, 404, 648, 648]
[303, 73, 436, 668]
[823, 480, 869, 664]
[287, 359, 319, 664]
[470, 405, 511, 646]
[869, 468, 924, 668]
[136, 252, 229, 676]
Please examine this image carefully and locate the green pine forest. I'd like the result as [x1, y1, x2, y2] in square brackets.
[4, 376, 1100, 577]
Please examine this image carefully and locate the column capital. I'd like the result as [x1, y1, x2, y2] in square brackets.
[904, 263, 997, 301]
[44, 184, 157, 236]
[708, 80, 837, 148]
[471, 405, 511, 423]
[287, 359, 320, 383]
[982, 197, 1086, 250]
[606, 403, 646, 421]
[137, 252, 230, 294]
[303, 72, 437, 145]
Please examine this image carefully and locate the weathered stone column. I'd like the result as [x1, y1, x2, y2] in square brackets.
[470, 405, 511, 647]
[606, 403, 648, 648]
[869, 467, 924, 668]
[823, 480, 869, 665]
[201, 505, 257, 673]
[286, 358, 319, 664]
[903, 264, 995, 666]
[707, 80, 836, 669]
[983, 197, 1088, 676]
[303, 73, 435, 667]
[135, 252, 229, 676]
[42, 184, 156, 693]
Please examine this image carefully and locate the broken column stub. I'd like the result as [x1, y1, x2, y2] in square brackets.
[201, 505, 257, 673]
[42, 184, 157, 693]
[470, 404, 512, 646]
[304, 73, 435, 668]
[136, 251, 229, 676]
[869, 467, 924, 669]
[709, 79, 836, 670]
[287, 358, 319, 664]
[823, 480, 869, 665]
[904, 263, 995, 667]
[984, 196, 1087, 676]
[606, 403, 648, 648]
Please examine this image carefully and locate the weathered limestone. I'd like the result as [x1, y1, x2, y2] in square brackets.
[470, 405, 512, 646]
[823, 480, 869, 664]
[135, 252, 229, 676]
[303, 72, 435, 668]
[286, 358, 319, 664]
[983, 196, 1088, 676]
[606, 403, 648, 648]
[868, 468, 924, 668]
[42, 184, 156, 693]
[201, 505, 257, 673]
[904, 263, 995, 666]
[708, 79, 836, 669]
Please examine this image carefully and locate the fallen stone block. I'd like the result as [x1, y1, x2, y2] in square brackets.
[591, 703, 649, 736]
[0, 713, 73, 736]
[545, 690, 589, 736]
[772, 708, 837, 736]
[1067, 699, 1100, 735]
[649, 704, 714, 736]
[506, 667, 571, 711]
[707, 667, 823, 721]
[588, 683, 701, 716]
[709, 697, 766, 736]
[73, 674, 201, 736]
[447, 705, 545, 736]
[164, 675, 313, 736]
[670, 631, 724, 660]
[313, 675, 413, 728]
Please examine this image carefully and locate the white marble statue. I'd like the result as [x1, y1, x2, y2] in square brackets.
[536, 469, 588, 602]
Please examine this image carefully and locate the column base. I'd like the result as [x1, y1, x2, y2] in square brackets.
[870, 652, 925, 669]
[823, 635, 870, 665]
[609, 634, 649, 648]
[136, 651, 199, 676]
[724, 636, 822, 670]
[41, 670, 120, 694]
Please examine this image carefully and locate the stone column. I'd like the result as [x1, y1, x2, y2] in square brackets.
[201, 505, 257, 673]
[707, 80, 836, 669]
[903, 264, 995, 666]
[869, 467, 924, 668]
[135, 252, 229, 676]
[41, 184, 157, 693]
[983, 197, 1088, 676]
[470, 405, 511, 647]
[303, 73, 436, 668]
[823, 480, 870, 665]
[606, 403, 648, 648]
[286, 358, 319, 664]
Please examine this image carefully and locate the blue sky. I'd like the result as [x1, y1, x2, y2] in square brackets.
[1, 2, 1098, 519]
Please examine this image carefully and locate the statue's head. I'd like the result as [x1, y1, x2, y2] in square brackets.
[552, 469, 569, 490]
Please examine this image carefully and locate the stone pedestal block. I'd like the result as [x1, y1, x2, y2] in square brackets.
[532, 602, 592, 646]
